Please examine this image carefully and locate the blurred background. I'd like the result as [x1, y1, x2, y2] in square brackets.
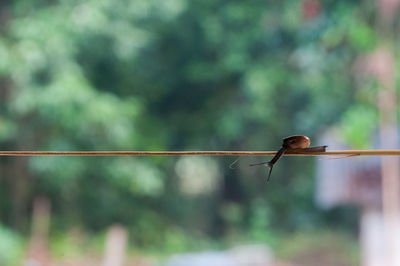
[0, 0, 399, 265]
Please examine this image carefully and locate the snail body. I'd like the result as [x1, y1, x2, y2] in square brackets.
[250, 135, 311, 182]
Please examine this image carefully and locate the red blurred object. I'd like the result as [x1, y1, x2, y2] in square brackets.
[302, 0, 321, 19]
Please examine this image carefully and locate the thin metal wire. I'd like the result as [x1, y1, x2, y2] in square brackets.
[0, 150, 399, 156]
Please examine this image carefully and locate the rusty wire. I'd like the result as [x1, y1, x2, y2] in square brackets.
[0, 150, 399, 156]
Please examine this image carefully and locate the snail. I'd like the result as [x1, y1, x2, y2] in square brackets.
[250, 135, 326, 182]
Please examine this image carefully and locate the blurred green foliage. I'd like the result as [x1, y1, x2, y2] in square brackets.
[0, 224, 23, 265]
[0, 0, 382, 260]
[277, 230, 359, 266]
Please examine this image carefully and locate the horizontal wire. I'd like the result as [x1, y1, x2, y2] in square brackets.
[0, 150, 399, 156]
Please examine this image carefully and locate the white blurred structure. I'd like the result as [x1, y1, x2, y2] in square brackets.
[164, 244, 273, 266]
[316, 131, 387, 266]
[102, 225, 128, 266]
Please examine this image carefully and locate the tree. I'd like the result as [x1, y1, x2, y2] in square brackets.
[0, 0, 377, 244]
